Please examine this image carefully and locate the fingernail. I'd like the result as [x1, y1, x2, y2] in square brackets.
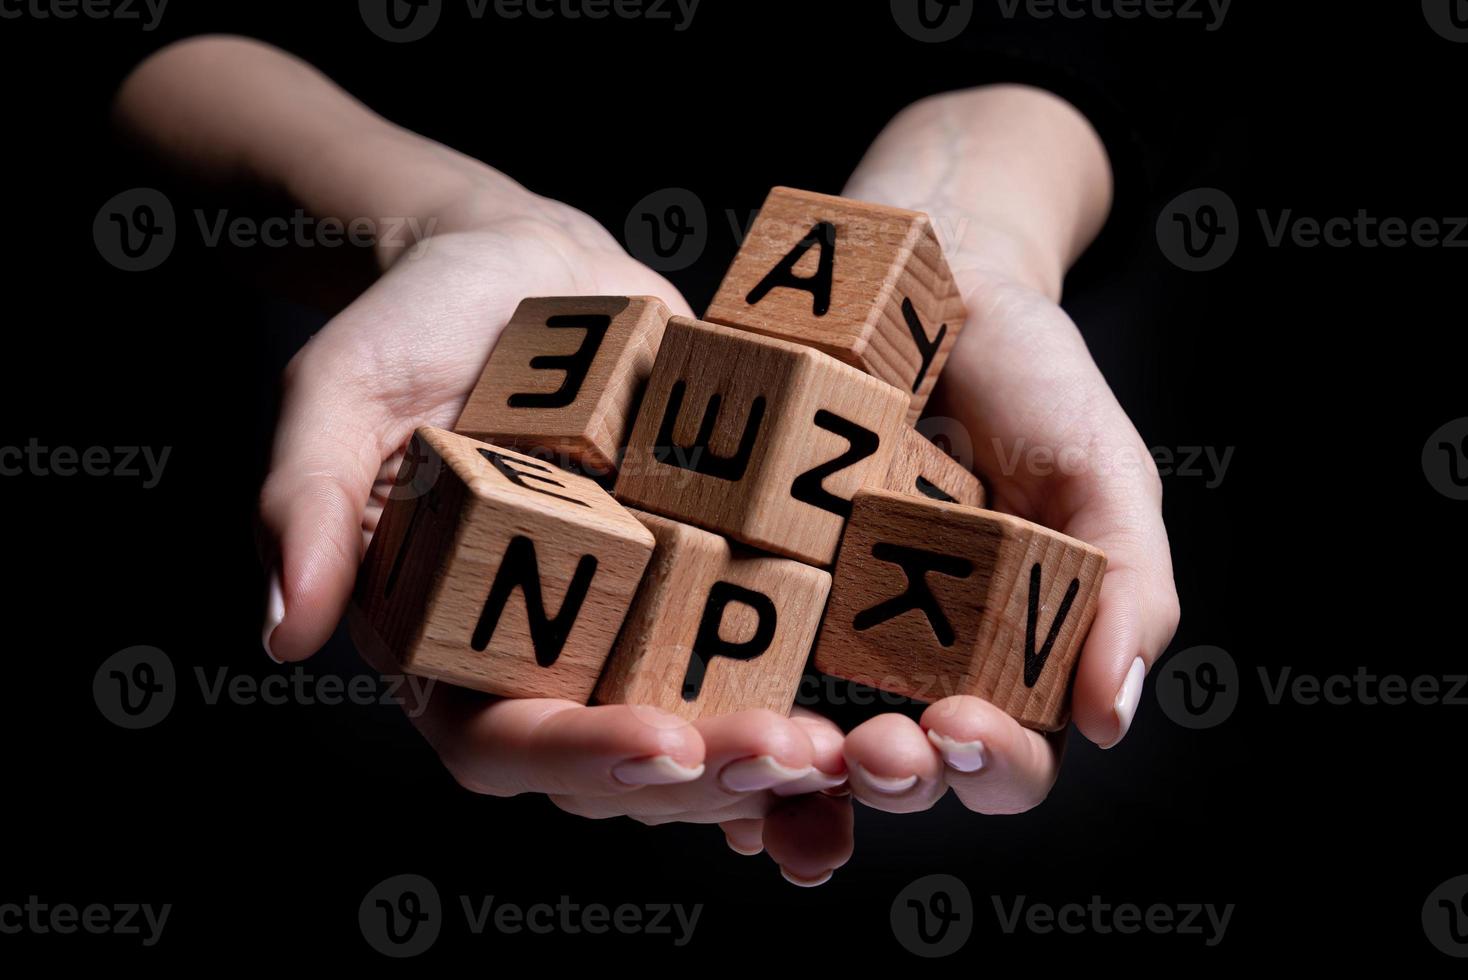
[1104, 656, 1147, 750]
[611, 755, 705, 787]
[719, 755, 814, 793]
[850, 762, 919, 795]
[780, 867, 833, 888]
[726, 836, 763, 857]
[927, 730, 987, 773]
[772, 768, 848, 797]
[262, 570, 284, 664]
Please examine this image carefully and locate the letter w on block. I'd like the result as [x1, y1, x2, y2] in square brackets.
[615, 317, 908, 566]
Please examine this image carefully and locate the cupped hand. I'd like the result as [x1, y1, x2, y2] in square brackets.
[260, 197, 852, 883]
[842, 270, 1181, 816]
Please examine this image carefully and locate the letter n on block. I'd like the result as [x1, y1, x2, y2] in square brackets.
[813, 490, 1106, 730]
[352, 427, 654, 701]
[455, 296, 671, 476]
[595, 511, 831, 720]
[614, 317, 908, 566]
[704, 187, 966, 422]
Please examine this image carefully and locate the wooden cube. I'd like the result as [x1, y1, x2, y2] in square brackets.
[813, 490, 1106, 731]
[613, 317, 909, 566]
[705, 187, 965, 422]
[595, 511, 831, 720]
[882, 425, 986, 507]
[354, 427, 654, 702]
[455, 296, 671, 476]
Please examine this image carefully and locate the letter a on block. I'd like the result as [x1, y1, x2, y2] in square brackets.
[705, 187, 966, 422]
[813, 490, 1105, 731]
[353, 427, 654, 702]
[455, 296, 672, 476]
[614, 317, 908, 566]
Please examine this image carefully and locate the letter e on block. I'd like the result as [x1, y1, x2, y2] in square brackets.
[455, 296, 671, 476]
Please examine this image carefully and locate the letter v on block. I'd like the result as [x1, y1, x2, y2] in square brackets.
[814, 490, 1106, 730]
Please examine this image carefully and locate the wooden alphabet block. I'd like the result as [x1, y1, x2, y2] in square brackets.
[705, 187, 965, 422]
[594, 511, 831, 720]
[354, 427, 654, 702]
[813, 489, 1105, 731]
[882, 425, 986, 507]
[613, 317, 909, 566]
[455, 296, 671, 476]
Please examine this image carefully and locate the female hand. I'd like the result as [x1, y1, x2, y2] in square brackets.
[118, 35, 853, 884]
[835, 85, 1181, 815]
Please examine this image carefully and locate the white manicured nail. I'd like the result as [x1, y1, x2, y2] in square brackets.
[719, 756, 813, 793]
[851, 763, 919, 795]
[611, 755, 705, 787]
[772, 769, 848, 797]
[1104, 656, 1147, 749]
[262, 571, 284, 664]
[927, 730, 987, 773]
[726, 836, 763, 857]
[780, 867, 834, 888]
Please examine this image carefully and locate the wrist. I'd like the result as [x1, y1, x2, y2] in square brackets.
[843, 84, 1112, 303]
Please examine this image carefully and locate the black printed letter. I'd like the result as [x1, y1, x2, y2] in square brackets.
[901, 297, 946, 395]
[745, 221, 836, 316]
[653, 380, 765, 481]
[479, 448, 588, 507]
[682, 582, 778, 701]
[1023, 563, 1081, 686]
[471, 535, 598, 667]
[853, 543, 972, 646]
[507, 313, 611, 409]
[790, 410, 881, 519]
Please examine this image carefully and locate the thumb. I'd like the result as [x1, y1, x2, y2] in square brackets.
[259, 348, 392, 663]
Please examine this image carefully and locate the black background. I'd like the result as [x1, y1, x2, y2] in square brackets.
[2, 0, 1463, 967]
